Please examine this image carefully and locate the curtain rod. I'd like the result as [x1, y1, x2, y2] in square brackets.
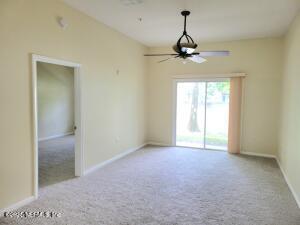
[173, 73, 246, 79]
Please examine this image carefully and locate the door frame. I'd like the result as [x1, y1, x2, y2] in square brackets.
[172, 77, 229, 150]
[31, 54, 84, 198]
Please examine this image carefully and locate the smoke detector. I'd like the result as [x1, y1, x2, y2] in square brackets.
[120, 0, 144, 6]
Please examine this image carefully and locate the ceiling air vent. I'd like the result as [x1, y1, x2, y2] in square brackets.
[120, 0, 144, 6]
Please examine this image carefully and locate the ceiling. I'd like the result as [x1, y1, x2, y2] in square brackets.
[63, 0, 300, 47]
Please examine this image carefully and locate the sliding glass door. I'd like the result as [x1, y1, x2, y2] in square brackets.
[205, 82, 230, 150]
[176, 82, 206, 148]
[175, 80, 230, 150]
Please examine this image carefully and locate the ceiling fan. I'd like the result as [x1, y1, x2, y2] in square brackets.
[144, 10, 230, 63]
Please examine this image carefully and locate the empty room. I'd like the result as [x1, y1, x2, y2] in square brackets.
[0, 0, 300, 224]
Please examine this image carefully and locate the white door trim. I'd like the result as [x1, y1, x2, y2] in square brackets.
[31, 54, 84, 199]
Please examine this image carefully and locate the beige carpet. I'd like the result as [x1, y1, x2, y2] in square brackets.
[1, 145, 300, 225]
[38, 135, 75, 188]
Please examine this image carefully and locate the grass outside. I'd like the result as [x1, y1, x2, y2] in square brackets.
[177, 134, 227, 147]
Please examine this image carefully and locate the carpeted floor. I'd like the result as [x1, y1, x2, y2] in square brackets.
[38, 135, 75, 187]
[1, 145, 300, 225]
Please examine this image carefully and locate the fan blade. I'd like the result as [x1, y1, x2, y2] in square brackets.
[195, 51, 230, 57]
[188, 55, 207, 64]
[144, 53, 178, 56]
[158, 55, 179, 63]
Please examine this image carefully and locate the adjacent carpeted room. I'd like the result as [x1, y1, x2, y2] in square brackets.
[38, 135, 75, 188]
[1, 146, 300, 224]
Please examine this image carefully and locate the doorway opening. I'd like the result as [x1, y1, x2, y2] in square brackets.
[174, 79, 230, 151]
[32, 55, 83, 198]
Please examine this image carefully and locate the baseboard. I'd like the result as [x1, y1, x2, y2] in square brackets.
[38, 132, 74, 142]
[147, 141, 171, 147]
[242, 152, 300, 208]
[145, 146, 300, 208]
[0, 143, 146, 216]
[84, 143, 147, 175]
[0, 196, 36, 217]
[147, 145, 277, 158]
[276, 158, 300, 208]
[240, 151, 276, 158]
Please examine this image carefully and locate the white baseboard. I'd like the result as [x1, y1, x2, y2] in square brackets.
[2, 146, 298, 218]
[147, 144, 277, 157]
[0, 142, 146, 216]
[241, 152, 299, 208]
[38, 132, 74, 142]
[0, 196, 36, 217]
[147, 145, 300, 208]
[240, 151, 276, 158]
[147, 141, 171, 147]
[276, 158, 300, 208]
[84, 143, 147, 175]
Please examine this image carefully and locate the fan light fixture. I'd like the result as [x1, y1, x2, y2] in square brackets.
[144, 11, 230, 64]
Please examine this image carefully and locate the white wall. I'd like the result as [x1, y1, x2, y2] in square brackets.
[278, 12, 300, 206]
[37, 62, 74, 140]
[147, 38, 283, 156]
[0, 0, 147, 209]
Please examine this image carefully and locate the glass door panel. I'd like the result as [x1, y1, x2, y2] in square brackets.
[176, 82, 206, 148]
[175, 80, 230, 151]
[205, 81, 229, 150]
